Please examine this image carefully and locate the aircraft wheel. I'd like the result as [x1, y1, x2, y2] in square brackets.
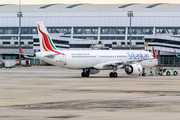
[109, 72, 114, 78]
[85, 72, 89, 77]
[142, 73, 146, 76]
[114, 72, 118, 78]
[81, 72, 85, 77]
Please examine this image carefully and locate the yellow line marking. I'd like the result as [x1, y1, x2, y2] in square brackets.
[164, 95, 177, 96]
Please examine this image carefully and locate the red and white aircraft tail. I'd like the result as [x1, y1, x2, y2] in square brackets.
[152, 47, 156, 58]
[19, 46, 26, 57]
[19, 47, 35, 59]
[37, 21, 65, 55]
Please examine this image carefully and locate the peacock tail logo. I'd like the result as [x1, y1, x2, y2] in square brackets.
[38, 24, 65, 55]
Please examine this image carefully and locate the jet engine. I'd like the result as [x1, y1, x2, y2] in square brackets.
[125, 63, 142, 75]
[89, 69, 100, 74]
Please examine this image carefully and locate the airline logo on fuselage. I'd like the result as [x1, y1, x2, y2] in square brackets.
[127, 52, 149, 60]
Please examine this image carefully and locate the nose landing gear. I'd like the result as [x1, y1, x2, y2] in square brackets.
[142, 68, 146, 76]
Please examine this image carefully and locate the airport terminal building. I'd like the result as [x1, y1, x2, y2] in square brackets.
[1, 3, 180, 66]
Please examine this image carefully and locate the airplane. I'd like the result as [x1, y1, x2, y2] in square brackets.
[174, 49, 180, 58]
[35, 21, 158, 78]
[19, 47, 36, 59]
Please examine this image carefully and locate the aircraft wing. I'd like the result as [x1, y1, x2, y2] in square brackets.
[93, 61, 123, 68]
[103, 47, 157, 67]
[102, 61, 123, 67]
[124, 58, 156, 64]
[102, 57, 156, 67]
[101, 60, 140, 67]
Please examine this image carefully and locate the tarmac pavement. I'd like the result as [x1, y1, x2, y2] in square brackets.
[0, 66, 180, 120]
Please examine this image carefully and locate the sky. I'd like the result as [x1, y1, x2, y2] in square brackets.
[1, 0, 180, 4]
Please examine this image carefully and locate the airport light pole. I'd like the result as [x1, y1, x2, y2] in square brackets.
[127, 11, 133, 49]
[17, 0, 23, 61]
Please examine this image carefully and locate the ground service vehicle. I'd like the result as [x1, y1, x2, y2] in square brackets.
[156, 67, 178, 76]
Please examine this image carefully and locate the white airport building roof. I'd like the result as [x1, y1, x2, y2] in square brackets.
[1, 3, 180, 13]
[0, 4, 180, 65]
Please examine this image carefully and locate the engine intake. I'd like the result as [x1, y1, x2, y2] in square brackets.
[125, 63, 142, 75]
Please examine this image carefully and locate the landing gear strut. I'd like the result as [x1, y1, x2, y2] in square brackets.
[81, 69, 90, 77]
[142, 68, 146, 76]
[109, 66, 118, 78]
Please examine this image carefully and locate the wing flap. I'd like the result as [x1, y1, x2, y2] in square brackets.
[102, 57, 157, 67]
[103, 61, 123, 67]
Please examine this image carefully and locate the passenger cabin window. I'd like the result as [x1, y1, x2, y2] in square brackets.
[72, 56, 96, 58]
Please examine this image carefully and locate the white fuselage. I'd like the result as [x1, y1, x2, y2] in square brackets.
[36, 50, 158, 70]
[36, 50, 158, 69]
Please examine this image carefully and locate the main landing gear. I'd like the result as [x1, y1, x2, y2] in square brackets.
[81, 69, 90, 77]
[109, 72, 118, 78]
[142, 68, 146, 76]
[109, 66, 118, 78]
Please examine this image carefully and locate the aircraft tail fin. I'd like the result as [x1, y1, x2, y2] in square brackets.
[174, 49, 179, 58]
[37, 21, 64, 55]
[152, 47, 156, 58]
[19, 46, 26, 57]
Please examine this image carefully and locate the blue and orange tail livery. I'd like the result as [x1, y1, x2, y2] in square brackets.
[174, 49, 179, 58]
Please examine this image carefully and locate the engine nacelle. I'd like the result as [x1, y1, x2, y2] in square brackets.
[89, 69, 100, 74]
[125, 63, 142, 75]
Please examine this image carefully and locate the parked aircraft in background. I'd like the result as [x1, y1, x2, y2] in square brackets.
[35, 21, 158, 78]
[174, 49, 180, 58]
[19, 47, 36, 59]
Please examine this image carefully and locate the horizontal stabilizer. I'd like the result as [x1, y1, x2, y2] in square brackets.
[43, 52, 60, 57]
